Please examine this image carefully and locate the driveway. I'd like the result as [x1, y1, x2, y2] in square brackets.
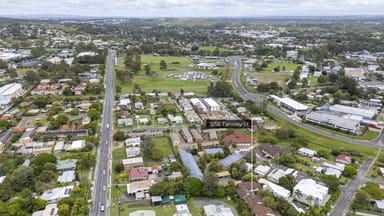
[193, 198, 238, 216]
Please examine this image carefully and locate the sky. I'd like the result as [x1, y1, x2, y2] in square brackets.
[0, 0, 383, 17]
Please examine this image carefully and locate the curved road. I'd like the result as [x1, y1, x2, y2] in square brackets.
[229, 56, 383, 149]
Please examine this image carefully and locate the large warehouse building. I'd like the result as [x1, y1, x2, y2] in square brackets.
[268, 95, 309, 116]
[0, 83, 23, 108]
[305, 111, 361, 134]
[329, 104, 376, 120]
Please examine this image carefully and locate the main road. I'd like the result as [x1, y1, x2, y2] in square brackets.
[229, 56, 383, 149]
[91, 49, 116, 216]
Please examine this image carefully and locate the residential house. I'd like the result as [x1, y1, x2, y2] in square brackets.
[254, 165, 271, 177]
[117, 118, 133, 126]
[157, 117, 168, 125]
[122, 157, 144, 171]
[203, 204, 234, 216]
[259, 144, 291, 160]
[336, 154, 352, 165]
[73, 83, 87, 95]
[222, 133, 252, 149]
[57, 170, 76, 183]
[134, 102, 144, 110]
[40, 185, 73, 204]
[267, 168, 287, 183]
[298, 147, 317, 157]
[126, 180, 152, 198]
[126, 147, 141, 158]
[18, 128, 35, 144]
[168, 171, 183, 181]
[181, 127, 193, 143]
[56, 159, 77, 171]
[170, 133, 182, 146]
[125, 137, 141, 146]
[262, 180, 291, 200]
[190, 129, 203, 143]
[67, 140, 86, 151]
[129, 167, 149, 181]
[293, 179, 329, 206]
[168, 114, 183, 124]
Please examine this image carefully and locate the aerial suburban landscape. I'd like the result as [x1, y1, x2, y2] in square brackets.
[0, 1, 384, 216]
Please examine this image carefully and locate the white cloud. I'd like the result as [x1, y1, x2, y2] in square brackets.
[0, 0, 383, 17]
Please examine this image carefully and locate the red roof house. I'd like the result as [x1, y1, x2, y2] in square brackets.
[129, 167, 149, 181]
[336, 154, 352, 165]
[223, 133, 253, 149]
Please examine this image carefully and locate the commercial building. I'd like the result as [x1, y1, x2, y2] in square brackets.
[0, 83, 23, 107]
[203, 98, 220, 111]
[329, 104, 376, 120]
[305, 111, 361, 134]
[129, 210, 156, 216]
[293, 179, 329, 206]
[179, 150, 203, 180]
[268, 95, 309, 116]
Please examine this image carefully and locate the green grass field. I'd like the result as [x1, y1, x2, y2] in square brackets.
[152, 137, 174, 156]
[199, 46, 229, 52]
[248, 62, 300, 86]
[116, 55, 215, 96]
[112, 148, 126, 161]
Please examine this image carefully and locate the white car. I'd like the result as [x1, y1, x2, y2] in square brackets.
[100, 204, 105, 212]
[106, 124, 109, 129]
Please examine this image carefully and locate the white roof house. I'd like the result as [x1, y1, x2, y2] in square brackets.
[203, 204, 234, 216]
[267, 169, 287, 183]
[40, 185, 74, 203]
[298, 147, 317, 157]
[323, 162, 345, 172]
[68, 140, 86, 151]
[126, 147, 141, 158]
[254, 165, 271, 177]
[125, 137, 141, 146]
[293, 179, 329, 206]
[329, 104, 376, 120]
[129, 210, 156, 216]
[57, 170, 75, 183]
[265, 181, 291, 200]
[122, 157, 143, 166]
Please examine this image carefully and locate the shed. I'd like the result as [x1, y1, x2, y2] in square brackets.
[174, 194, 187, 205]
[162, 196, 171, 205]
[151, 196, 162, 206]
